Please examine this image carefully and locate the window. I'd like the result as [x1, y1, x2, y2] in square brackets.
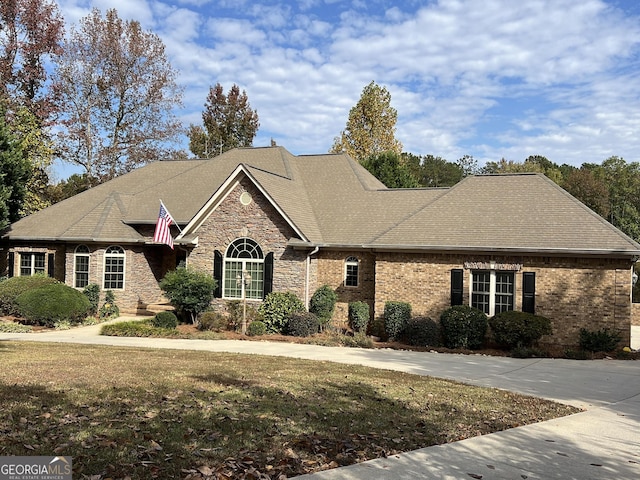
[223, 238, 264, 300]
[74, 245, 90, 288]
[345, 256, 359, 287]
[20, 253, 45, 276]
[103, 246, 125, 290]
[471, 270, 514, 316]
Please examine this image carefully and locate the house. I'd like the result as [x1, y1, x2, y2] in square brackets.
[1, 146, 639, 348]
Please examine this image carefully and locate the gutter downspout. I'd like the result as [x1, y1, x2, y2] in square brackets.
[305, 246, 320, 310]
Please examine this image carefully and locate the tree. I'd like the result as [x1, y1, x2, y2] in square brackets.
[419, 154, 463, 187]
[362, 151, 419, 188]
[0, 0, 64, 122]
[45, 173, 99, 204]
[188, 83, 260, 158]
[596, 156, 640, 240]
[456, 154, 479, 177]
[330, 81, 402, 162]
[53, 8, 184, 182]
[0, 108, 30, 229]
[562, 167, 610, 219]
[159, 266, 217, 325]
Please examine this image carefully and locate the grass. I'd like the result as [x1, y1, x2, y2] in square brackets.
[0, 342, 578, 479]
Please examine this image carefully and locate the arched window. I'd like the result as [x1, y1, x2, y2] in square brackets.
[223, 238, 264, 300]
[74, 245, 90, 288]
[103, 245, 125, 290]
[345, 256, 359, 287]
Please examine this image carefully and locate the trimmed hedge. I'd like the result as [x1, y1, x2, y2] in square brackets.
[15, 283, 92, 327]
[439, 305, 487, 349]
[309, 285, 338, 331]
[402, 316, 440, 347]
[258, 292, 305, 334]
[489, 311, 552, 349]
[348, 301, 370, 333]
[384, 301, 411, 341]
[0, 274, 58, 316]
[287, 312, 320, 337]
[151, 311, 178, 329]
[198, 311, 229, 332]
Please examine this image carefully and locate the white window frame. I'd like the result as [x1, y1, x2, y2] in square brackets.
[345, 256, 359, 287]
[103, 245, 125, 290]
[19, 252, 46, 276]
[222, 238, 264, 300]
[470, 270, 515, 316]
[74, 245, 90, 288]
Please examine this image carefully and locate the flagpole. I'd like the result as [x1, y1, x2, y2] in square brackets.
[159, 199, 183, 233]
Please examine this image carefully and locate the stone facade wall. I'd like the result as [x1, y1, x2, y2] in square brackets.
[374, 252, 634, 348]
[188, 178, 309, 312]
[315, 250, 376, 328]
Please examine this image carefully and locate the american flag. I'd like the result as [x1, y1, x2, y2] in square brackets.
[153, 202, 174, 249]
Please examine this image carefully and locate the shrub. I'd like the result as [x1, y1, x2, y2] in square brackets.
[0, 321, 32, 333]
[348, 301, 370, 333]
[384, 301, 411, 341]
[247, 320, 267, 337]
[402, 316, 440, 347]
[152, 311, 178, 329]
[258, 291, 305, 334]
[368, 317, 386, 339]
[100, 320, 181, 337]
[15, 283, 92, 327]
[83, 284, 100, 315]
[309, 285, 338, 331]
[198, 311, 229, 332]
[489, 311, 552, 349]
[579, 327, 622, 353]
[286, 312, 319, 337]
[439, 305, 488, 349]
[511, 346, 548, 358]
[0, 274, 58, 315]
[99, 290, 120, 320]
[159, 267, 217, 324]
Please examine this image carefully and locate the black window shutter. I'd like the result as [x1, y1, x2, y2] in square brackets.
[263, 252, 274, 298]
[7, 252, 14, 277]
[451, 269, 463, 306]
[213, 250, 223, 298]
[522, 272, 536, 313]
[47, 253, 55, 278]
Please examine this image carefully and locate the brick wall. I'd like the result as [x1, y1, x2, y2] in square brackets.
[374, 252, 634, 348]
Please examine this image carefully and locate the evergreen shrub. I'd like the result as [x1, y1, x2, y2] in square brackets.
[247, 320, 267, 336]
[439, 305, 487, 349]
[286, 312, 319, 337]
[99, 290, 120, 319]
[0, 274, 58, 315]
[384, 301, 411, 340]
[402, 316, 440, 347]
[198, 311, 229, 332]
[348, 301, 370, 333]
[489, 311, 552, 349]
[579, 327, 622, 353]
[16, 283, 91, 327]
[258, 291, 305, 334]
[309, 285, 338, 331]
[151, 311, 178, 329]
[83, 284, 100, 315]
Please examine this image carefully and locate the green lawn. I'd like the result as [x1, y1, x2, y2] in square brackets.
[0, 342, 579, 479]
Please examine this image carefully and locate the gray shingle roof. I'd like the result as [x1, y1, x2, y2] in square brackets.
[3, 147, 639, 257]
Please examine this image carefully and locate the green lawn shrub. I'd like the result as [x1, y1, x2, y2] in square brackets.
[258, 292, 305, 334]
[402, 316, 440, 347]
[384, 301, 411, 341]
[0, 274, 58, 315]
[348, 301, 370, 333]
[286, 312, 319, 337]
[247, 320, 267, 336]
[489, 311, 552, 349]
[151, 311, 178, 329]
[0, 321, 32, 333]
[83, 284, 100, 315]
[98, 290, 120, 320]
[579, 327, 622, 353]
[159, 267, 217, 324]
[309, 285, 338, 331]
[198, 311, 229, 332]
[440, 305, 488, 349]
[15, 283, 91, 327]
[100, 320, 181, 337]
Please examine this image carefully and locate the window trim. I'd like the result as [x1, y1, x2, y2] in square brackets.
[74, 245, 90, 288]
[344, 256, 359, 287]
[469, 269, 515, 316]
[222, 238, 265, 300]
[103, 245, 125, 290]
[19, 252, 46, 276]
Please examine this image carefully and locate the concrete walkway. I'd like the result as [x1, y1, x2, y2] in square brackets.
[1, 321, 639, 479]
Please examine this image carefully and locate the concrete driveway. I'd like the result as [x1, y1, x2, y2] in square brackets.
[1, 322, 639, 479]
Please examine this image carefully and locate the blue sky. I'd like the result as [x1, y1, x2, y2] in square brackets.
[53, 0, 640, 179]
